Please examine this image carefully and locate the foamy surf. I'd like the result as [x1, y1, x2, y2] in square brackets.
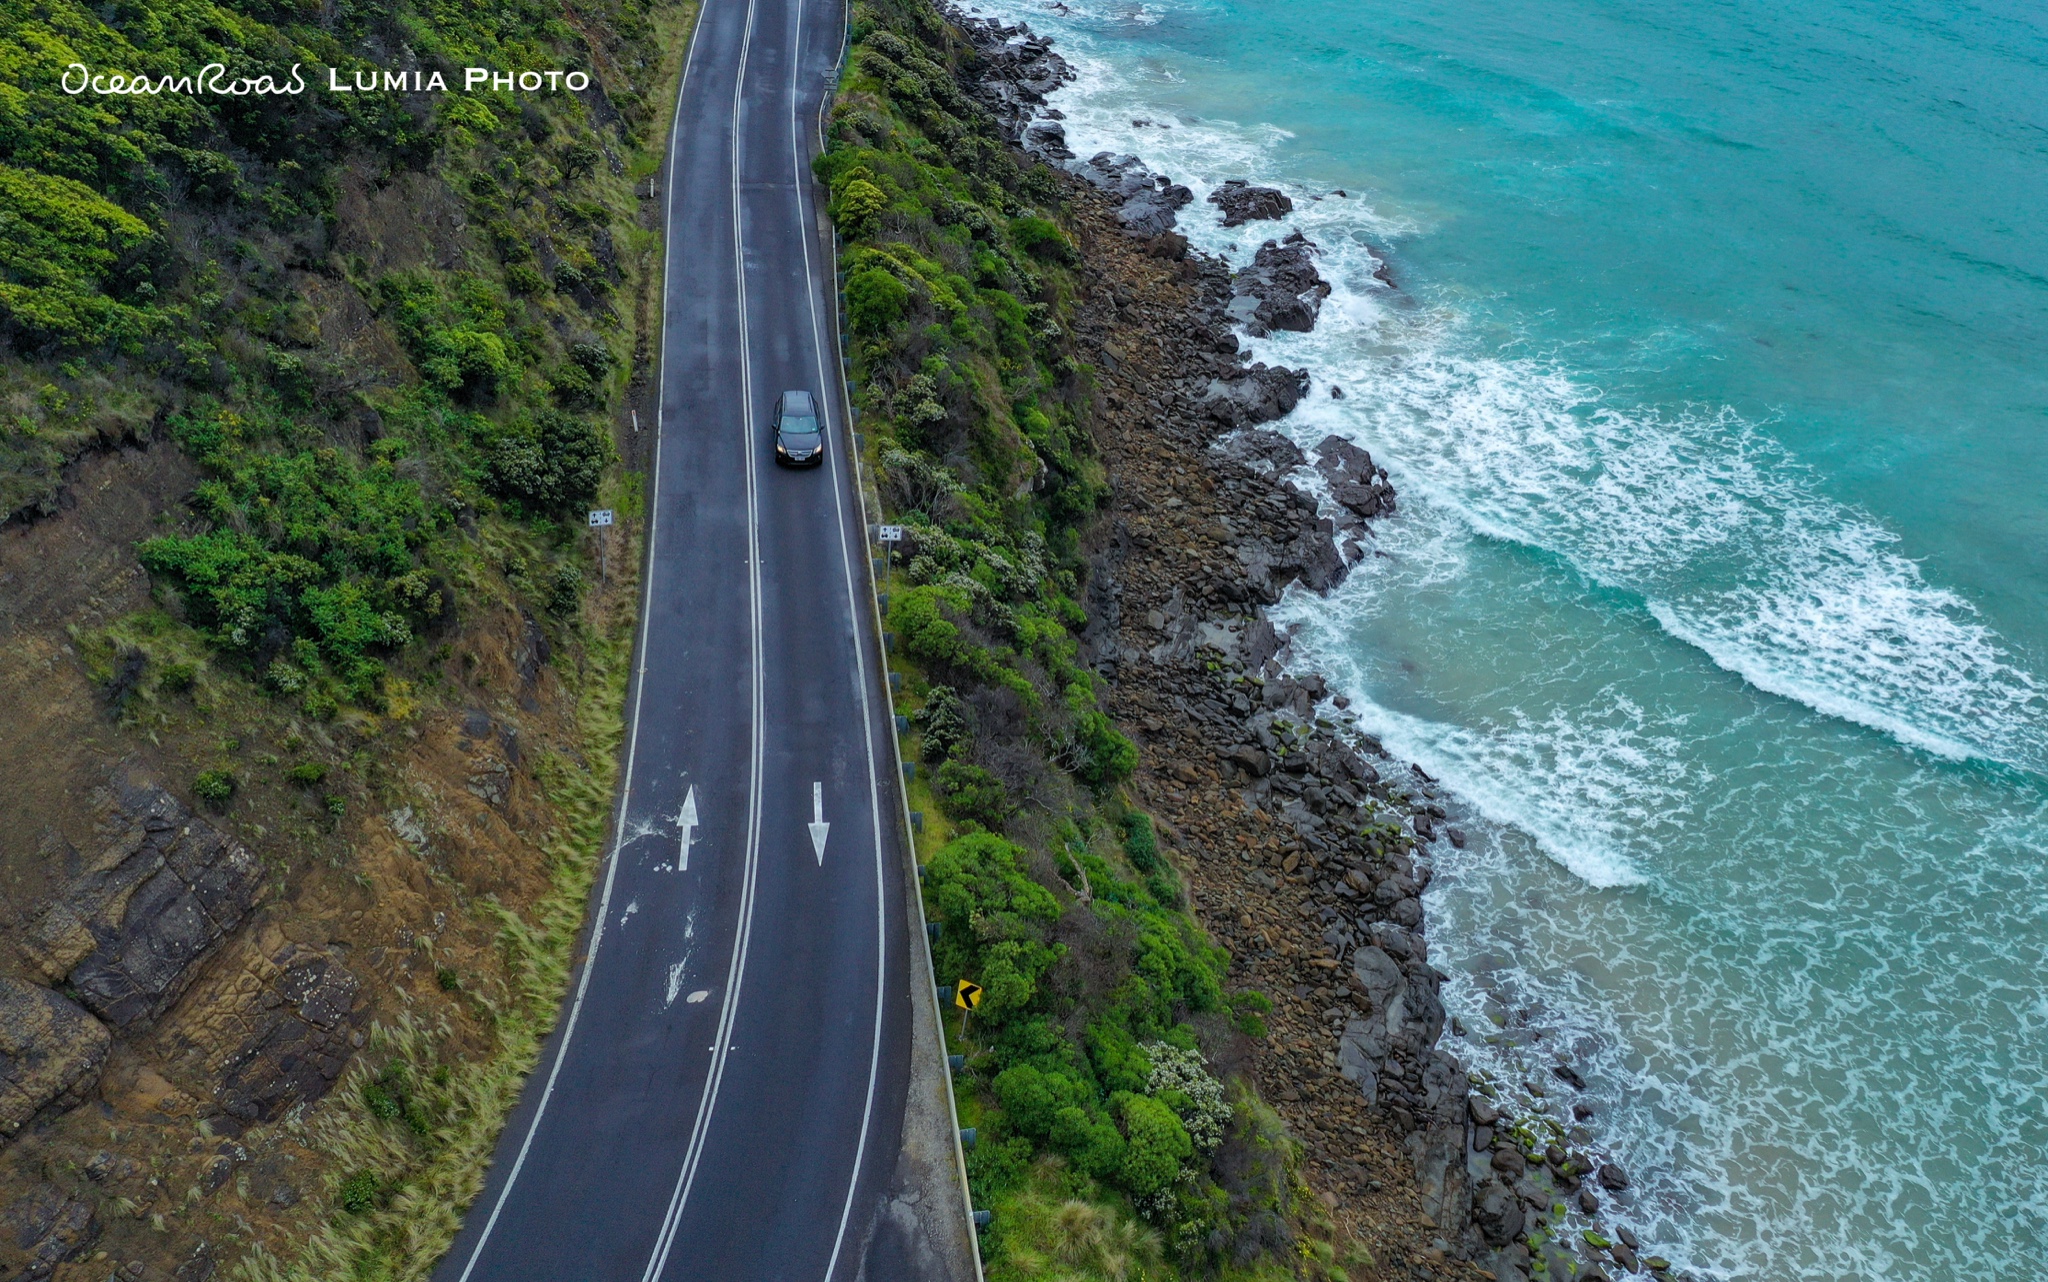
[969, 0, 2047, 775]
[961, 3, 2048, 1279]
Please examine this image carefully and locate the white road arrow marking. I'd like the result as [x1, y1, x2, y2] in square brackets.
[678, 786, 699, 870]
[808, 781, 829, 864]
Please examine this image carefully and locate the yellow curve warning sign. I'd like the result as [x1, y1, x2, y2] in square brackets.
[954, 980, 984, 1011]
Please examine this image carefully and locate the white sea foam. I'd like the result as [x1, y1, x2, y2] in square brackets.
[971, 0, 2048, 774]
[958, 8, 2048, 1279]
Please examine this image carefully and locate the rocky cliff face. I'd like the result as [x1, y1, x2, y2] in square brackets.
[0, 982, 111, 1145]
[21, 781, 266, 1032]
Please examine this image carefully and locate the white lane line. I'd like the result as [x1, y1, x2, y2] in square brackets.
[639, 0, 770, 1274]
[796, 0, 891, 1272]
[447, 14, 698, 1273]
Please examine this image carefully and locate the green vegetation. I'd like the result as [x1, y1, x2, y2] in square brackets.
[0, 0, 692, 1275]
[192, 767, 236, 806]
[828, 0, 1328, 1275]
[0, 0, 662, 699]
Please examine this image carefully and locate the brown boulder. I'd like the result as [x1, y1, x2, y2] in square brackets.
[0, 979, 111, 1142]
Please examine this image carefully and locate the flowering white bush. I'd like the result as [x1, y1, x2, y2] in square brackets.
[1143, 1041, 1232, 1153]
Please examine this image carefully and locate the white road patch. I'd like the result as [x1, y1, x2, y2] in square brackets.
[686, 990, 710, 1004]
[665, 961, 688, 1008]
[621, 899, 640, 925]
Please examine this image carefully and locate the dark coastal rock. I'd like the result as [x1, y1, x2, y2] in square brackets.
[1315, 434, 1397, 522]
[1236, 527, 1346, 600]
[1598, 1162, 1631, 1191]
[953, 13, 1076, 145]
[0, 1183, 97, 1279]
[1079, 152, 1194, 237]
[1201, 362, 1308, 427]
[1021, 118, 1074, 160]
[1490, 1147, 1526, 1177]
[1209, 179, 1293, 226]
[1408, 1046, 1475, 1224]
[213, 944, 370, 1123]
[1229, 233, 1332, 336]
[1474, 1179, 1526, 1246]
[0, 980, 111, 1143]
[1217, 429, 1306, 475]
[20, 780, 266, 1030]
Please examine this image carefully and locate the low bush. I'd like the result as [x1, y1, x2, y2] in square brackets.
[192, 769, 236, 807]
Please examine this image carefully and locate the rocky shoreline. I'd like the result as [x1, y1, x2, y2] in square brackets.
[954, 13, 1684, 1281]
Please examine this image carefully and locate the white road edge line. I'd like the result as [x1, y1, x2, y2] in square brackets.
[447, 5, 705, 1276]
[797, 0, 891, 1275]
[639, 0, 770, 1272]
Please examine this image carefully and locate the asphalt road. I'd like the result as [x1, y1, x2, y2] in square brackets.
[433, 0, 928, 1275]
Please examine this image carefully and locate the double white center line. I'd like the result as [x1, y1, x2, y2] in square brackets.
[637, 0, 770, 1275]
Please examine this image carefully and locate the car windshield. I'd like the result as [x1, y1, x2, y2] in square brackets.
[781, 415, 819, 436]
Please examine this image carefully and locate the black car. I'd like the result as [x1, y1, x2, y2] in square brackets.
[771, 389, 824, 467]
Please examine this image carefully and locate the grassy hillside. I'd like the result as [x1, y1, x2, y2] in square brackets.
[822, 2, 1346, 1277]
[0, 0, 692, 1278]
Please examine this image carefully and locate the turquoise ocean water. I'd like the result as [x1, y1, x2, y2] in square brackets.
[957, 0, 2048, 1276]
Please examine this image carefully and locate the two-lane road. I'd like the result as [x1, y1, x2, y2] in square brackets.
[435, 0, 925, 1274]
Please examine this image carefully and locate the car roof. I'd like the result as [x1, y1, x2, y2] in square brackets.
[781, 390, 815, 415]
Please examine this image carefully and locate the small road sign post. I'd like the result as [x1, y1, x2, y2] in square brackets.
[877, 523, 904, 572]
[954, 978, 984, 1040]
[588, 509, 614, 586]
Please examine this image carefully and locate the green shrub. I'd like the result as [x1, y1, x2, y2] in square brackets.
[1049, 1106, 1127, 1178]
[546, 564, 585, 616]
[935, 759, 1008, 830]
[1009, 215, 1073, 264]
[832, 177, 889, 239]
[486, 410, 614, 515]
[1070, 708, 1137, 789]
[992, 1063, 1085, 1139]
[192, 770, 236, 807]
[914, 684, 971, 762]
[0, 165, 156, 349]
[1118, 1095, 1192, 1197]
[286, 762, 328, 786]
[1122, 811, 1158, 872]
[846, 266, 909, 334]
[338, 1171, 379, 1214]
[156, 662, 198, 694]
